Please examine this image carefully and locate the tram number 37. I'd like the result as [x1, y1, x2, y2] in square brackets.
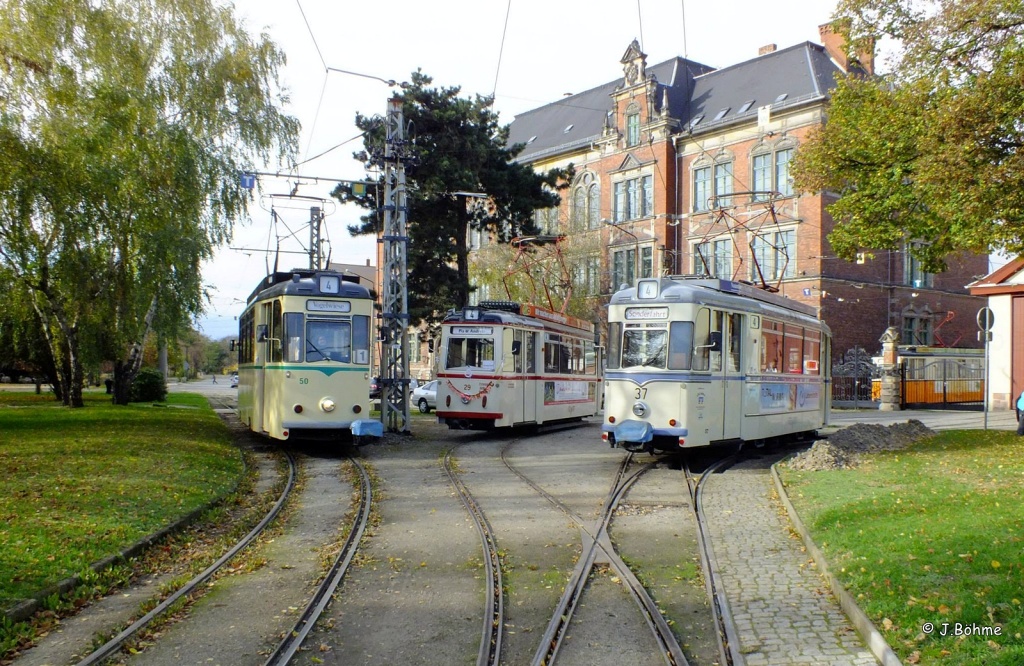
[635, 387, 647, 399]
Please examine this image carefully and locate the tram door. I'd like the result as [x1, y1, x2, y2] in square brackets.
[255, 302, 273, 434]
[521, 330, 537, 422]
[696, 308, 725, 442]
[723, 312, 743, 440]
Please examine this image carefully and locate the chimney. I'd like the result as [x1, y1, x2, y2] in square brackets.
[819, 22, 874, 76]
[758, 44, 777, 56]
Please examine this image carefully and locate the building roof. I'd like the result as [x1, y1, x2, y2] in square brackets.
[967, 257, 1024, 296]
[508, 42, 844, 163]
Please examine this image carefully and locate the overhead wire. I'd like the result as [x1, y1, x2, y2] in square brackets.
[491, 0, 513, 106]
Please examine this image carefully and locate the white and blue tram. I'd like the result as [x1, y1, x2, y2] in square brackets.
[236, 269, 382, 443]
[436, 301, 603, 429]
[603, 277, 830, 451]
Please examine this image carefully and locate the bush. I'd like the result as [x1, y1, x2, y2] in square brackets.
[130, 368, 167, 402]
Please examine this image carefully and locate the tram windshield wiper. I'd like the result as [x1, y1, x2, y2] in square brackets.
[306, 341, 333, 362]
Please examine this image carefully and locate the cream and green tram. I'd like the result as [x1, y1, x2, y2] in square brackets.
[436, 301, 603, 430]
[236, 269, 382, 444]
[602, 277, 830, 451]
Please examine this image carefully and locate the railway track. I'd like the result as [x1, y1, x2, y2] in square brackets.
[76, 450, 298, 666]
[264, 455, 372, 665]
[499, 444, 689, 666]
[683, 455, 744, 666]
[442, 445, 504, 666]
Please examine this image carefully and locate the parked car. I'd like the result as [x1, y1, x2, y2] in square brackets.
[369, 376, 381, 400]
[411, 379, 438, 413]
[230, 373, 239, 388]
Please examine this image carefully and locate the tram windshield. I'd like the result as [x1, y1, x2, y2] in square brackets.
[445, 335, 495, 370]
[304, 319, 364, 363]
[619, 322, 694, 370]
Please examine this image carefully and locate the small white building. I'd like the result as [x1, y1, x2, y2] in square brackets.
[968, 258, 1024, 410]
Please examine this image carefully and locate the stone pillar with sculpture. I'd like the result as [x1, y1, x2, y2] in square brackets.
[878, 327, 901, 411]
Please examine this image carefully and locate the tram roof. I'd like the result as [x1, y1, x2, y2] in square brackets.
[247, 269, 371, 305]
[610, 276, 828, 329]
[442, 301, 597, 336]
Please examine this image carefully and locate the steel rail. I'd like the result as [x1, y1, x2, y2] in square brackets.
[77, 450, 297, 666]
[684, 455, 744, 666]
[263, 455, 373, 666]
[510, 449, 686, 666]
[442, 446, 504, 666]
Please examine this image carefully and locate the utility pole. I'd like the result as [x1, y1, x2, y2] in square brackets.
[380, 98, 411, 433]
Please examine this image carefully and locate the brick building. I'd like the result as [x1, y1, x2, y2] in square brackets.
[497, 27, 987, 361]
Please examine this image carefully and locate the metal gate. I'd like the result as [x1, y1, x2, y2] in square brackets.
[901, 358, 985, 411]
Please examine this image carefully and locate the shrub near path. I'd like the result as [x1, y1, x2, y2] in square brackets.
[0, 391, 243, 613]
[780, 429, 1024, 665]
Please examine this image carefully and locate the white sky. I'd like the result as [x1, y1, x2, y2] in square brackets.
[197, 0, 839, 339]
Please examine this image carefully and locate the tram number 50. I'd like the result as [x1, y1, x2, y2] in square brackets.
[298, 378, 309, 385]
[634, 387, 647, 399]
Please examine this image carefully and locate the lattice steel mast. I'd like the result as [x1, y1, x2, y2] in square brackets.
[380, 98, 411, 433]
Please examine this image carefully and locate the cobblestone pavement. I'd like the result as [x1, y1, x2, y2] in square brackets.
[701, 458, 879, 666]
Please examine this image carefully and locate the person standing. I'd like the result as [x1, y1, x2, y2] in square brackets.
[1016, 389, 1024, 436]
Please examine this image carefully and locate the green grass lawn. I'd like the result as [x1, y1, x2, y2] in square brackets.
[0, 390, 243, 610]
[780, 429, 1024, 665]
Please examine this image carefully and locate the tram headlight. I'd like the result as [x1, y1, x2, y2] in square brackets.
[320, 398, 336, 413]
[632, 401, 649, 418]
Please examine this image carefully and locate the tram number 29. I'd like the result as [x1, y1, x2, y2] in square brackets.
[634, 387, 647, 399]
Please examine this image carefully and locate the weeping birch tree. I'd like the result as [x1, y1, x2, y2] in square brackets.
[0, 0, 298, 406]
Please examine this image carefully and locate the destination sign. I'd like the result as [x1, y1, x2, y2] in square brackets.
[625, 307, 669, 320]
[307, 300, 351, 313]
[451, 326, 493, 336]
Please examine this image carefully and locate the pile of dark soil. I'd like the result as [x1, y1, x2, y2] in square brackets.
[785, 420, 935, 471]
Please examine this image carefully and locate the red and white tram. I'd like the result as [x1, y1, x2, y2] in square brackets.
[435, 301, 603, 429]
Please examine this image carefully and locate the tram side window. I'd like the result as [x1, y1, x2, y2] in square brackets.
[524, 332, 537, 373]
[270, 302, 283, 362]
[502, 329, 516, 372]
[606, 322, 622, 370]
[803, 330, 821, 375]
[668, 322, 693, 370]
[584, 340, 597, 375]
[728, 313, 742, 372]
[761, 320, 783, 372]
[353, 315, 370, 365]
[783, 324, 803, 374]
[693, 309, 723, 372]
[544, 335, 562, 373]
[283, 313, 304, 362]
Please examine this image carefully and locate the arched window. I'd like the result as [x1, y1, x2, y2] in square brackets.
[571, 172, 601, 230]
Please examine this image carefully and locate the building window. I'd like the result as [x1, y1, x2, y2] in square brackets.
[776, 148, 794, 196]
[905, 243, 934, 288]
[902, 314, 933, 345]
[533, 207, 559, 235]
[751, 146, 795, 199]
[751, 229, 796, 281]
[693, 166, 711, 212]
[408, 332, 422, 363]
[626, 112, 640, 147]
[611, 245, 654, 290]
[586, 256, 600, 295]
[714, 162, 733, 207]
[693, 239, 732, 278]
[613, 174, 653, 221]
[752, 153, 771, 198]
[571, 173, 602, 231]
[693, 160, 733, 211]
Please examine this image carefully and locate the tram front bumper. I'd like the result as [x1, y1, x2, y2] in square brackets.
[604, 419, 654, 446]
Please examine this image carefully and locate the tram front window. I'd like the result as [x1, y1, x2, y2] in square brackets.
[446, 337, 495, 370]
[306, 321, 352, 362]
[622, 329, 667, 369]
